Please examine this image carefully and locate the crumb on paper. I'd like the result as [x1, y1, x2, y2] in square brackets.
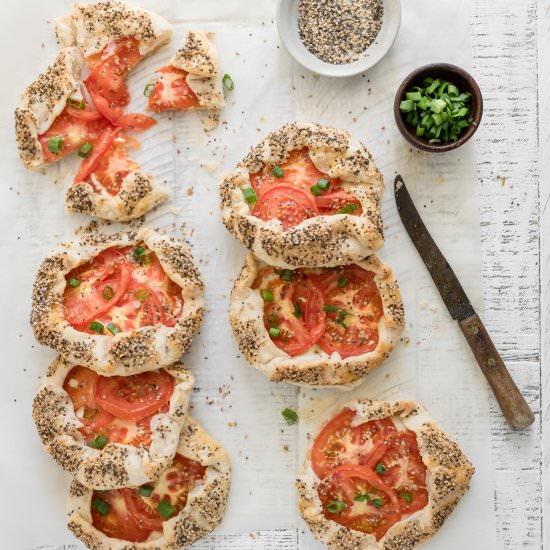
[186, 188, 194, 196]
[402, 336, 410, 345]
[498, 175, 507, 187]
[436, 174, 445, 185]
[228, 421, 237, 427]
[204, 160, 218, 173]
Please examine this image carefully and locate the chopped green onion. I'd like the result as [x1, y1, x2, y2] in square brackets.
[78, 142, 93, 159]
[375, 463, 387, 475]
[269, 327, 281, 338]
[92, 496, 110, 516]
[292, 303, 302, 318]
[107, 322, 120, 335]
[337, 277, 347, 288]
[372, 498, 384, 509]
[323, 304, 338, 312]
[267, 313, 280, 326]
[400, 492, 413, 503]
[144, 82, 155, 97]
[102, 285, 115, 300]
[336, 310, 351, 329]
[89, 321, 104, 334]
[406, 91, 423, 102]
[281, 269, 294, 281]
[326, 500, 345, 514]
[261, 289, 274, 302]
[48, 137, 63, 154]
[68, 97, 85, 109]
[337, 203, 358, 214]
[282, 407, 298, 425]
[69, 278, 80, 287]
[354, 492, 372, 502]
[272, 165, 284, 178]
[399, 99, 414, 113]
[158, 499, 176, 520]
[139, 485, 154, 497]
[135, 289, 150, 301]
[88, 435, 108, 449]
[317, 178, 330, 190]
[310, 185, 322, 196]
[222, 73, 234, 91]
[242, 187, 258, 203]
[133, 245, 149, 264]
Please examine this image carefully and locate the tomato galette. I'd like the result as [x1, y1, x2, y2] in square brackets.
[31, 228, 204, 376]
[230, 253, 404, 386]
[67, 416, 230, 549]
[297, 400, 474, 550]
[220, 122, 385, 268]
[147, 30, 224, 113]
[33, 356, 194, 489]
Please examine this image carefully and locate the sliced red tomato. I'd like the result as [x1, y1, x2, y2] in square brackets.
[95, 370, 174, 421]
[147, 66, 200, 113]
[253, 184, 319, 230]
[123, 454, 206, 531]
[315, 189, 363, 215]
[74, 125, 121, 183]
[91, 489, 150, 542]
[66, 104, 103, 121]
[116, 113, 157, 130]
[297, 279, 326, 342]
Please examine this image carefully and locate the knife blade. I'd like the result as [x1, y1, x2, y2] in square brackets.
[394, 175, 534, 430]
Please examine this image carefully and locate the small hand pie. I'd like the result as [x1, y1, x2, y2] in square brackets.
[33, 356, 194, 489]
[230, 253, 404, 386]
[67, 416, 231, 548]
[220, 122, 385, 268]
[31, 228, 204, 376]
[297, 400, 474, 549]
[147, 30, 225, 113]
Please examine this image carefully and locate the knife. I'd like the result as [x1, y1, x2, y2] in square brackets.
[394, 175, 534, 430]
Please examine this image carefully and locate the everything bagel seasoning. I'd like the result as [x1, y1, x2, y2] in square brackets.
[298, 0, 384, 65]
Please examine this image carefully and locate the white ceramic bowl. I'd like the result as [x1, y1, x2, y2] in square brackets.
[276, 0, 401, 77]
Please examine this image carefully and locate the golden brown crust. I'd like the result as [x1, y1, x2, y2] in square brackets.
[33, 356, 195, 489]
[31, 228, 204, 375]
[297, 400, 475, 550]
[15, 47, 83, 170]
[230, 253, 404, 387]
[219, 122, 385, 268]
[67, 416, 231, 549]
[56, 1, 173, 59]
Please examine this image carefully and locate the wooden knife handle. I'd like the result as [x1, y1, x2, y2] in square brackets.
[459, 314, 534, 430]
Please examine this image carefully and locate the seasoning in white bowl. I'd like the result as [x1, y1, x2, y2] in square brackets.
[298, 0, 384, 65]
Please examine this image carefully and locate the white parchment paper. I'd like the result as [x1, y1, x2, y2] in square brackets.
[0, 0, 497, 548]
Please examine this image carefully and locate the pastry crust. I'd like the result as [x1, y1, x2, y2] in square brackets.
[65, 167, 169, 222]
[219, 122, 385, 268]
[56, 1, 173, 60]
[171, 30, 224, 110]
[67, 416, 231, 549]
[297, 400, 475, 550]
[33, 356, 195, 489]
[14, 47, 84, 170]
[31, 228, 204, 376]
[230, 253, 404, 387]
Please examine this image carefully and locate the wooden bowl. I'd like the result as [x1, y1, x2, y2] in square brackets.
[394, 63, 483, 152]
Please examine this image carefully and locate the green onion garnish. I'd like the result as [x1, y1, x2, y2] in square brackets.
[88, 435, 108, 449]
[372, 498, 384, 509]
[399, 77, 473, 143]
[133, 245, 149, 264]
[48, 137, 63, 154]
[144, 82, 155, 97]
[78, 142, 93, 159]
[310, 185, 322, 196]
[354, 492, 372, 503]
[292, 303, 302, 318]
[222, 73, 234, 91]
[337, 203, 358, 214]
[336, 310, 351, 329]
[269, 327, 281, 338]
[271, 165, 284, 178]
[102, 286, 115, 300]
[261, 289, 274, 302]
[267, 313, 280, 326]
[68, 97, 85, 109]
[400, 492, 413, 503]
[281, 269, 294, 281]
[317, 178, 330, 191]
[323, 304, 338, 312]
[107, 322, 120, 335]
[139, 485, 154, 497]
[92, 496, 110, 516]
[375, 463, 387, 475]
[242, 187, 258, 203]
[68, 278, 80, 287]
[135, 289, 150, 301]
[337, 277, 347, 288]
[89, 321, 104, 334]
[282, 407, 298, 425]
[326, 500, 345, 514]
[158, 498, 176, 520]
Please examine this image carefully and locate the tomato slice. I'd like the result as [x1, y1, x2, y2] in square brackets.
[123, 454, 206, 531]
[147, 66, 200, 113]
[74, 125, 121, 183]
[253, 184, 319, 230]
[315, 189, 362, 215]
[116, 113, 157, 130]
[95, 370, 174, 421]
[91, 490, 151, 542]
[65, 105, 103, 121]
